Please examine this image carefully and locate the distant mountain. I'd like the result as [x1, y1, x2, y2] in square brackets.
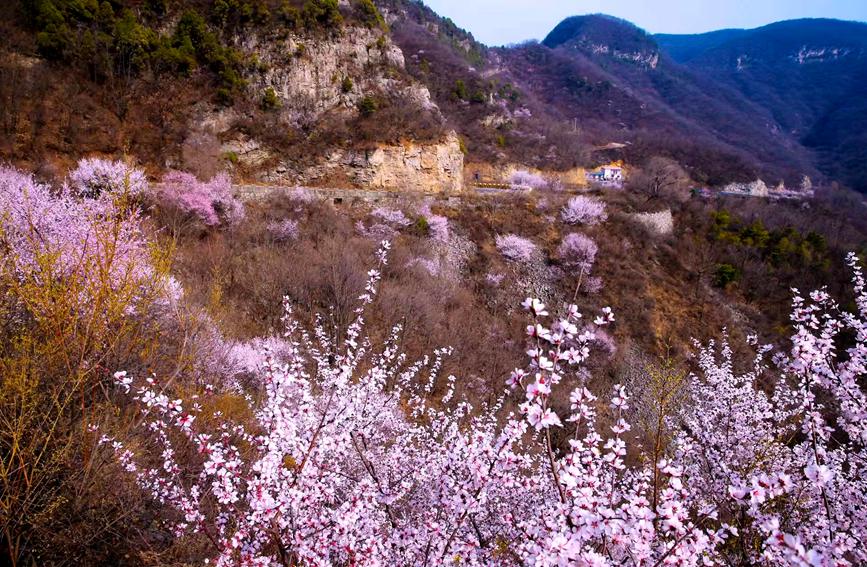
[543, 14, 659, 67]
[502, 14, 815, 185]
[656, 19, 867, 192]
[654, 29, 750, 62]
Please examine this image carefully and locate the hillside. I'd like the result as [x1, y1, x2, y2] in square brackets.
[3, 3, 867, 566]
[656, 18, 867, 192]
[2, 3, 866, 193]
[0, 0, 456, 188]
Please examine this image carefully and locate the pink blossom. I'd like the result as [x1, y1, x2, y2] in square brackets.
[68, 157, 148, 199]
[558, 232, 598, 273]
[267, 219, 299, 241]
[150, 171, 244, 227]
[496, 233, 539, 263]
[561, 195, 608, 225]
[509, 170, 549, 191]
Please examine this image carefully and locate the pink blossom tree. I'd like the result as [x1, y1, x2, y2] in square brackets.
[100, 244, 729, 566]
[418, 202, 450, 242]
[558, 233, 600, 295]
[94, 231, 867, 565]
[68, 157, 148, 199]
[267, 219, 299, 242]
[150, 171, 244, 228]
[558, 233, 598, 273]
[510, 170, 549, 191]
[357, 207, 412, 240]
[676, 254, 867, 564]
[0, 165, 154, 289]
[561, 196, 608, 226]
[496, 233, 540, 264]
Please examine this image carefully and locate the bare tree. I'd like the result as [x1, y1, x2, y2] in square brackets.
[628, 156, 691, 201]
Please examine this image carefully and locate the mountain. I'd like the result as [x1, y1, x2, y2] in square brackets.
[498, 14, 815, 185]
[656, 19, 867, 192]
[1, 1, 866, 193]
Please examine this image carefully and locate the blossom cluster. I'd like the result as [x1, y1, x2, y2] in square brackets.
[0, 162, 154, 291]
[509, 170, 550, 191]
[675, 253, 867, 565]
[151, 171, 245, 227]
[495, 233, 540, 264]
[68, 157, 148, 199]
[418, 201, 450, 242]
[558, 232, 598, 273]
[561, 195, 608, 226]
[356, 207, 412, 239]
[266, 219, 299, 242]
[98, 241, 867, 566]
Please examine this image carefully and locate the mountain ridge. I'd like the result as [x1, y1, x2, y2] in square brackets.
[1, 1, 866, 192]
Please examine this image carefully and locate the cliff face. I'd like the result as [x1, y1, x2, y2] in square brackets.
[243, 27, 436, 126]
[360, 131, 463, 192]
[179, 23, 457, 192]
[267, 131, 464, 193]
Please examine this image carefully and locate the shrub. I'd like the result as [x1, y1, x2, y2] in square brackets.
[411, 215, 430, 236]
[469, 90, 487, 104]
[68, 157, 148, 199]
[495, 233, 539, 264]
[341, 76, 354, 93]
[357, 95, 378, 117]
[558, 232, 598, 273]
[713, 263, 739, 288]
[301, 0, 342, 30]
[561, 195, 608, 225]
[150, 171, 244, 229]
[0, 165, 172, 564]
[261, 86, 281, 110]
[453, 79, 467, 101]
[171, 10, 247, 102]
[355, 0, 385, 29]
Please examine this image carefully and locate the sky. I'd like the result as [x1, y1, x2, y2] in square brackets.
[421, 0, 867, 46]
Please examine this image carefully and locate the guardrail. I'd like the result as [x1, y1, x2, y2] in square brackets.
[225, 182, 601, 204]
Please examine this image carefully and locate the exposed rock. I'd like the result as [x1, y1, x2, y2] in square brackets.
[267, 132, 464, 193]
[241, 28, 436, 125]
[221, 136, 272, 168]
[481, 114, 511, 129]
[795, 46, 855, 64]
[721, 179, 770, 197]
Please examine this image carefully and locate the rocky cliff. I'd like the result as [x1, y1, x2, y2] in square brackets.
[243, 27, 436, 126]
[267, 131, 464, 193]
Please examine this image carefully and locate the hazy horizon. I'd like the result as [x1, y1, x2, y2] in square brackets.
[421, 0, 867, 46]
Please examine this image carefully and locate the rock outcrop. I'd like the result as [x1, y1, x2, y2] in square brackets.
[242, 28, 437, 125]
[267, 132, 464, 193]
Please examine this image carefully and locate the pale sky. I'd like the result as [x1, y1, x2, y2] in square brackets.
[421, 0, 867, 46]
